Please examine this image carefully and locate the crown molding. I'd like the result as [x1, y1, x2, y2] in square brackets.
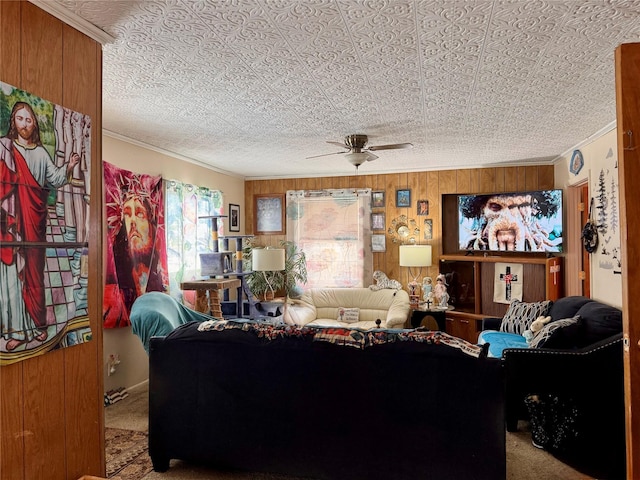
[28, 1, 115, 45]
[103, 130, 244, 179]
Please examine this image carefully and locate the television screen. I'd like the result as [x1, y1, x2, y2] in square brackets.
[458, 189, 563, 253]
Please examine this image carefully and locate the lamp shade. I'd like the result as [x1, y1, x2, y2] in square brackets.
[252, 248, 285, 271]
[344, 151, 378, 167]
[399, 244, 432, 267]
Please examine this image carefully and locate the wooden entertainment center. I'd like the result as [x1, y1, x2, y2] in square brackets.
[437, 192, 564, 342]
[438, 254, 563, 343]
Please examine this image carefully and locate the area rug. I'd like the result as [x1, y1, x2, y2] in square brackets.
[105, 427, 153, 480]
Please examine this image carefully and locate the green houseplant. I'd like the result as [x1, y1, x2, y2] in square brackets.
[244, 240, 307, 300]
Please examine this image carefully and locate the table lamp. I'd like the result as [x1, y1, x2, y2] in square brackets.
[252, 247, 285, 300]
[399, 244, 432, 306]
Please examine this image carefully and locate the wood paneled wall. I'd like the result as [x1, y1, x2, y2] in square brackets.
[245, 165, 554, 290]
[0, 3, 104, 479]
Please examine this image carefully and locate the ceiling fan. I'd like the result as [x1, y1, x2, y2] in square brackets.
[307, 134, 413, 167]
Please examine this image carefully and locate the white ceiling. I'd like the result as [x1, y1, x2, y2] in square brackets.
[50, 1, 640, 179]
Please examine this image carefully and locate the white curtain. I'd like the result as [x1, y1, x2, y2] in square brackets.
[287, 189, 373, 288]
[164, 180, 223, 307]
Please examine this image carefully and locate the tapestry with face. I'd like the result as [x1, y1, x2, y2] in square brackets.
[103, 161, 169, 328]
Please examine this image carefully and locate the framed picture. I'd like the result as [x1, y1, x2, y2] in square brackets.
[229, 203, 240, 232]
[396, 189, 411, 207]
[417, 199, 429, 216]
[372, 190, 385, 208]
[254, 194, 285, 235]
[423, 219, 433, 240]
[371, 212, 386, 231]
[372, 234, 386, 252]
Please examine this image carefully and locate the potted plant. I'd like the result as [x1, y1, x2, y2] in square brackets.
[244, 240, 307, 301]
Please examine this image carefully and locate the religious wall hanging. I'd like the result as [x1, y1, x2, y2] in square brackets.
[0, 81, 93, 365]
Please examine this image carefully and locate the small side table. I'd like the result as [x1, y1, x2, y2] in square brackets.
[410, 305, 453, 331]
[180, 278, 242, 318]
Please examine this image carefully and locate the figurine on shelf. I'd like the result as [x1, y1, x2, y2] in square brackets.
[422, 276, 433, 302]
[434, 273, 449, 308]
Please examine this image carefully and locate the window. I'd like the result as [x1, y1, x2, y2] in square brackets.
[287, 189, 373, 288]
[165, 180, 223, 305]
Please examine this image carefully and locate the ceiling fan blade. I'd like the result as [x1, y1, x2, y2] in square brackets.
[326, 141, 348, 148]
[367, 142, 413, 151]
[305, 151, 348, 159]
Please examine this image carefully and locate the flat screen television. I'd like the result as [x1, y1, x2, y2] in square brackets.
[457, 189, 563, 253]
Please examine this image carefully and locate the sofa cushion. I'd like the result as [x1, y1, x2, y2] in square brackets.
[548, 296, 594, 322]
[529, 315, 581, 349]
[499, 299, 552, 335]
[575, 301, 623, 347]
[337, 307, 360, 323]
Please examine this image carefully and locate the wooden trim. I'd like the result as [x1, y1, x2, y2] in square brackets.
[615, 42, 640, 480]
[441, 254, 553, 265]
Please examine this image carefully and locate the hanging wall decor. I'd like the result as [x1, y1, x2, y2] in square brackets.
[103, 162, 169, 328]
[0, 81, 92, 365]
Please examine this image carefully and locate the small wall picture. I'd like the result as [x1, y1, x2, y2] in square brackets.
[371, 212, 385, 231]
[396, 189, 411, 207]
[372, 234, 386, 252]
[229, 203, 240, 232]
[423, 219, 433, 240]
[417, 199, 429, 216]
[254, 193, 285, 235]
[372, 190, 385, 208]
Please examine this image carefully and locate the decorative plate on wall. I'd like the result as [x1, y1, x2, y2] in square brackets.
[388, 215, 419, 244]
[570, 149, 584, 175]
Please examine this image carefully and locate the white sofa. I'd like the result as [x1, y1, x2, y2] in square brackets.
[284, 287, 411, 329]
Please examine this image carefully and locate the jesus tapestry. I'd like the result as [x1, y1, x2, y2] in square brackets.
[103, 161, 169, 328]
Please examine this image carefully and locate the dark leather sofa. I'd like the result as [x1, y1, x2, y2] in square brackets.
[497, 296, 625, 479]
[148, 320, 505, 480]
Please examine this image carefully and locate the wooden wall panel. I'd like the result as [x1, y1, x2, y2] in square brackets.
[538, 165, 554, 189]
[456, 169, 471, 193]
[494, 167, 505, 192]
[62, 24, 103, 479]
[438, 170, 457, 194]
[0, 3, 25, 479]
[245, 165, 555, 298]
[504, 167, 518, 192]
[0, 3, 104, 479]
[524, 166, 538, 190]
[479, 168, 496, 193]
[20, 6, 67, 480]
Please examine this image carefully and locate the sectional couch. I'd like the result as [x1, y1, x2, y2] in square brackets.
[481, 296, 625, 479]
[148, 319, 505, 479]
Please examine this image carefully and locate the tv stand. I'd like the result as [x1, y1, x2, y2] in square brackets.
[439, 254, 563, 319]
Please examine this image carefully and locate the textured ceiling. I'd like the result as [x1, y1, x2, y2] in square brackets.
[52, 1, 640, 179]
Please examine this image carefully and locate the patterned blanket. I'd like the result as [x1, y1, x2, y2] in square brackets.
[197, 319, 484, 358]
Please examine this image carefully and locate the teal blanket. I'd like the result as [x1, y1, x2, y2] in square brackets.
[130, 292, 215, 354]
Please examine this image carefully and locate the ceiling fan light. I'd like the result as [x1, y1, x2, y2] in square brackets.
[344, 151, 378, 166]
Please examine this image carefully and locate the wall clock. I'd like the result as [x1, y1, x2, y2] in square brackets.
[388, 214, 420, 244]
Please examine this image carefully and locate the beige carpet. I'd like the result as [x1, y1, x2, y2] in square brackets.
[105, 383, 593, 480]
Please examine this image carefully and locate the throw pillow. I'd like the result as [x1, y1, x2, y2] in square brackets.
[337, 307, 360, 324]
[530, 315, 581, 349]
[499, 299, 552, 335]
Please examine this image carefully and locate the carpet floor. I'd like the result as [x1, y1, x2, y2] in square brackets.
[105, 382, 594, 480]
